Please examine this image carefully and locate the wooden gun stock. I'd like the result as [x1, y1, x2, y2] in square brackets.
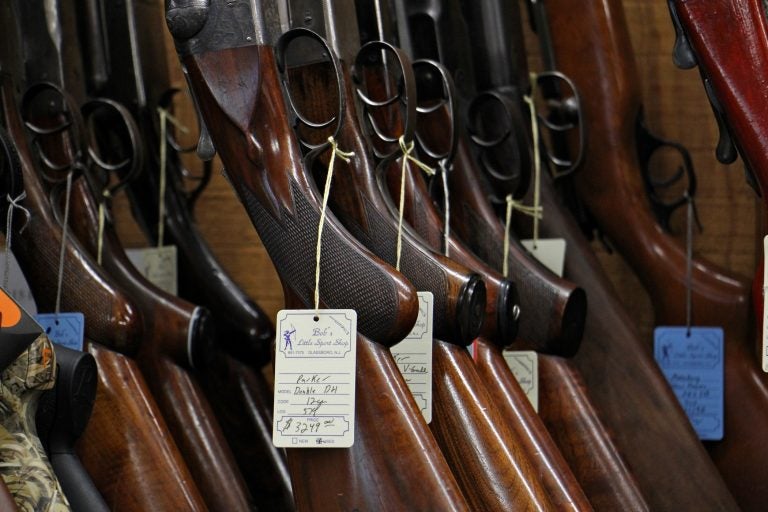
[294, 53, 554, 510]
[548, 1, 766, 508]
[65, 177, 254, 511]
[450, 137, 586, 354]
[533, 168, 738, 510]
[176, 30, 468, 508]
[0, 74, 207, 511]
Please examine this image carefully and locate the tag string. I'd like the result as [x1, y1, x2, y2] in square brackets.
[156, 107, 189, 248]
[524, 87, 543, 246]
[96, 189, 111, 265]
[314, 136, 354, 313]
[55, 172, 74, 314]
[3, 192, 30, 290]
[395, 136, 434, 271]
[685, 191, 693, 336]
[502, 196, 543, 278]
[438, 159, 451, 257]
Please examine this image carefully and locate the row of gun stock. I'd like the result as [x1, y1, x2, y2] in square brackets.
[0, 0, 761, 511]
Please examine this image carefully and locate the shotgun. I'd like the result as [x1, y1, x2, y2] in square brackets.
[18, 2, 255, 509]
[668, 1, 768, 508]
[0, 5, 207, 509]
[83, 1, 292, 506]
[278, 0, 556, 508]
[370, 5, 594, 508]
[396, 1, 650, 509]
[505, 1, 740, 508]
[165, 0, 474, 509]
[36, 344, 109, 512]
[83, 0, 275, 370]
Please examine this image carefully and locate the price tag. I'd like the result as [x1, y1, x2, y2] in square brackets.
[503, 350, 539, 411]
[654, 326, 724, 440]
[0, 251, 37, 314]
[126, 245, 178, 295]
[522, 239, 567, 277]
[763, 235, 768, 372]
[391, 292, 433, 423]
[272, 309, 357, 448]
[35, 313, 85, 351]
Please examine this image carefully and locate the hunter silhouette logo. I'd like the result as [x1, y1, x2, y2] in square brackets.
[283, 326, 296, 351]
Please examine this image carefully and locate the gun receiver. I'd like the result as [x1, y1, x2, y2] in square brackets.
[36, 344, 109, 512]
[666, 1, 768, 509]
[166, 1, 478, 509]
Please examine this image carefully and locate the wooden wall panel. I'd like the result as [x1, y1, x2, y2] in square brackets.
[113, 0, 758, 344]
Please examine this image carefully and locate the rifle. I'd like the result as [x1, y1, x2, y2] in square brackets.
[668, 1, 768, 508]
[0, 5, 207, 510]
[165, 0, 474, 509]
[87, 2, 293, 504]
[36, 344, 109, 512]
[18, 1, 255, 509]
[510, 1, 739, 508]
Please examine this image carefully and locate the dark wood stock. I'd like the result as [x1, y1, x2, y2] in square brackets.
[549, 1, 766, 508]
[532, 169, 738, 510]
[78, 343, 207, 511]
[0, 82, 142, 354]
[450, 135, 586, 356]
[0, 479, 17, 512]
[536, 354, 647, 510]
[293, 63, 484, 346]
[301, 63, 554, 511]
[184, 45, 419, 348]
[184, 43, 471, 510]
[472, 339, 592, 511]
[202, 353, 294, 511]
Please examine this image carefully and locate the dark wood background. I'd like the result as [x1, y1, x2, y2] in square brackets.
[113, 0, 758, 345]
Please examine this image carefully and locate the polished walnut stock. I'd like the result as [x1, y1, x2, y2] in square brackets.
[65, 177, 254, 512]
[287, 53, 553, 509]
[0, 74, 207, 512]
[177, 35, 471, 509]
[547, 1, 765, 509]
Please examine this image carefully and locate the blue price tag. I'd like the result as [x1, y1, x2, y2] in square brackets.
[35, 313, 85, 351]
[654, 326, 724, 441]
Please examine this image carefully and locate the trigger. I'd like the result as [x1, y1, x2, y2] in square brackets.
[196, 118, 216, 161]
[703, 77, 737, 165]
[667, 0, 697, 69]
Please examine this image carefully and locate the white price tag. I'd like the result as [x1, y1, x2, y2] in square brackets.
[763, 235, 768, 373]
[0, 251, 36, 314]
[272, 309, 357, 448]
[522, 239, 567, 277]
[126, 245, 178, 295]
[391, 291, 433, 423]
[503, 350, 539, 412]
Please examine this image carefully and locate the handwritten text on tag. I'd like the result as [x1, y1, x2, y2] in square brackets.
[272, 309, 357, 448]
[654, 326, 724, 440]
[35, 313, 85, 352]
[391, 292, 433, 423]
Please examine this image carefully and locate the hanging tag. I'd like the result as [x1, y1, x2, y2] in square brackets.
[0, 251, 36, 314]
[391, 292, 433, 423]
[521, 239, 567, 277]
[126, 245, 178, 295]
[34, 312, 85, 352]
[503, 350, 539, 411]
[763, 235, 768, 372]
[272, 309, 357, 448]
[654, 326, 724, 440]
